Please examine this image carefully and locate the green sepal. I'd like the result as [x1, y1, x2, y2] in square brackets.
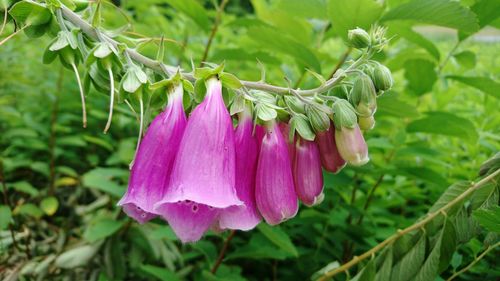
[122, 64, 147, 93]
[333, 99, 357, 130]
[194, 62, 225, 80]
[284, 96, 305, 114]
[219, 72, 242, 89]
[289, 114, 315, 141]
[255, 103, 277, 122]
[306, 105, 331, 133]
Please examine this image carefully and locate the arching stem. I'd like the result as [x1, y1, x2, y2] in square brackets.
[103, 67, 115, 133]
[70, 63, 87, 128]
[129, 96, 144, 170]
[0, 24, 28, 46]
[0, 8, 8, 36]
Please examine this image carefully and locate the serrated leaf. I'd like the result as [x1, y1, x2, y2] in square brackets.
[473, 206, 500, 233]
[413, 230, 442, 281]
[164, 0, 210, 31]
[352, 257, 375, 281]
[404, 59, 437, 96]
[439, 219, 457, 273]
[375, 247, 393, 281]
[471, 182, 498, 210]
[387, 23, 440, 60]
[327, 0, 383, 40]
[390, 234, 426, 281]
[453, 51, 476, 69]
[382, 0, 479, 32]
[84, 218, 125, 242]
[429, 181, 470, 215]
[257, 224, 298, 257]
[446, 75, 500, 100]
[406, 112, 478, 143]
[40, 196, 59, 216]
[9, 0, 51, 26]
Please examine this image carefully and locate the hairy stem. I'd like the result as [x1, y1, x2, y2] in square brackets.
[211, 230, 236, 274]
[200, 0, 229, 66]
[315, 168, 500, 281]
[103, 67, 115, 134]
[71, 63, 87, 128]
[59, 5, 363, 97]
[446, 241, 500, 281]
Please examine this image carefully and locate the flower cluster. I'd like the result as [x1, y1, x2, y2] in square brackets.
[118, 77, 374, 243]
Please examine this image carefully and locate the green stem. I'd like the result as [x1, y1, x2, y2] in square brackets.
[446, 241, 500, 281]
[0, 24, 28, 46]
[0, 8, 7, 36]
[200, 0, 229, 66]
[71, 63, 87, 128]
[103, 67, 115, 134]
[130, 97, 144, 170]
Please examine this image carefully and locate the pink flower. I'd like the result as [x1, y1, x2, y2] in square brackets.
[155, 78, 242, 242]
[293, 138, 324, 206]
[278, 122, 296, 162]
[219, 109, 261, 230]
[335, 125, 369, 166]
[255, 121, 298, 225]
[118, 84, 186, 224]
[315, 123, 346, 173]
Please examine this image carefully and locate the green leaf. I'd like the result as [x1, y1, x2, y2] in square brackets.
[246, 26, 321, 72]
[387, 23, 440, 60]
[219, 72, 243, 89]
[40, 196, 59, 216]
[327, 0, 384, 39]
[429, 181, 470, 215]
[439, 219, 457, 273]
[446, 75, 500, 100]
[404, 59, 437, 96]
[290, 114, 315, 141]
[255, 103, 277, 122]
[8, 181, 39, 197]
[459, 0, 500, 39]
[473, 206, 500, 233]
[453, 51, 476, 69]
[257, 224, 299, 257]
[381, 0, 479, 32]
[276, 0, 328, 19]
[376, 93, 419, 118]
[164, 0, 210, 31]
[406, 111, 479, 143]
[352, 258, 376, 281]
[82, 168, 127, 197]
[471, 182, 498, 210]
[226, 234, 290, 260]
[375, 247, 393, 281]
[413, 230, 442, 281]
[55, 244, 101, 269]
[14, 203, 43, 219]
[84, 218, 125, 242]
[9, 0, 52, 26]
[390, 234, 426, 281]
[0, 205, 12, 230]
[140, 264, 180, 281]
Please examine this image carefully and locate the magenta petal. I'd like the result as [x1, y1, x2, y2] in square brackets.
[156, 201, 219, 243]
[118, 85, 186, 223]
[294, 138, 324, 206]
[156, 78, 242, 209]
[278, 122, 296, 162]
[219, 112, 261, 231]
[316, 123, 346, 173]
[255, 122, 298, 225]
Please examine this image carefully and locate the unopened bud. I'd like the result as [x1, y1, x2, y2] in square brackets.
[348, 28, 371, 49]
[335, 125, 369, 166]
[358, 116, 375, 131]
[350, 74, 377, 117]
[370, 64, 393, 92]
[333, 100, 357, 130]
[306, 105, 331, 133]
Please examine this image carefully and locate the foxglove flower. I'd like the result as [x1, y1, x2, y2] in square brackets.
[219, 109, 261, 230]
[335, 124, 369, 166]
[278, 122, 296, 161]
[118, 84, 187, 224]
[255, 121, 298, 225]
[315, 123, 346, 173]
[293, 138, 324, 206]
[155, 78, 242, 242]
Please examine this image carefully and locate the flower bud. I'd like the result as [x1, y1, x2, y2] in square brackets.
[370, 64, 393, 92]
[350, 74, 377, 117]
[118, 83, 187, 224]
[293, 138, 324, 206]
[315, 123, 346, 173]
[335, 125, 369, 166]
[256, 121, 298, 225]
[333, 99, 357, 130]
[219, 109, 261, 231]
[359, 115, 376, 131]
[348, 28, 371, 49]
[306, 105, 331, 133]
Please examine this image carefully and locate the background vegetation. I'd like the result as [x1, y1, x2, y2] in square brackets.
[1, 0, 499, 280]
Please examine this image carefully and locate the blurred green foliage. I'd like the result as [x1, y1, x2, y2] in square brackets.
[1, 0, 499, 280]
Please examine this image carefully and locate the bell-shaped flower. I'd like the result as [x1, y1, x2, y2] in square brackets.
[155, 78, 242, 242]
[118, 83, 187, 224]
[278, 122, 296, 161]
[335, 124, 369, 166]
[255, 121, 298, 225]
[219, 109, 261, 230]
[293, 138, 324, 206]
[315, 123, 346, 173]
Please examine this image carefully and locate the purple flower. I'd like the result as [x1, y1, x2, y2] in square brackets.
[278, 122, 296, 162]
[155, 78, 242, 242]
[315, 123, 346, 173]
[118, 84, 187, 224]
[335, 124, 369, 166]
[219, 109, 261, 230]
[293, 137, 324, 206]
[255, 121, 298, 225]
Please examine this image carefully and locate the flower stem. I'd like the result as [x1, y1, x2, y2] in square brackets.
[103, 67, 115, 134]
[315, 168, 500, 281]
[446, 241, 500, 281]
[0, 24, 28, 46]
[200, 0, 229, 66]
[211, 230, 236, 274]
[0, 8, 7, 36]
[71, 63, 87, 128]
[130, 97, 144, 170]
